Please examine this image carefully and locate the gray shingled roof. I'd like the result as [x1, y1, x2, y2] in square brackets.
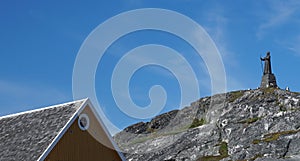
[0, 100, 85, 161]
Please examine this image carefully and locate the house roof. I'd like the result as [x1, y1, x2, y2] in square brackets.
[0, 99, 85, 161]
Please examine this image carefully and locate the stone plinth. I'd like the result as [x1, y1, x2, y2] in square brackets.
[260, 73, 277, 88]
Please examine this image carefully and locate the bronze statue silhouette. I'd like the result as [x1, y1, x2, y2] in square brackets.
[260, 51, 272, 75]
[260, 51, 277, 88]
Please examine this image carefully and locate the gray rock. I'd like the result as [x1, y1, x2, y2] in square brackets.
[114, 88, 300, 161]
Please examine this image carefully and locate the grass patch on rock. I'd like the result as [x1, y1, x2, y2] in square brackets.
[197, 142, 229, 161]
[239, 117, 261, 124]
[146, 127, 156, 133]
[228, 91, 244, 102]
[189, 118, 206, 129]
[262, 87, 276, 94]
[253, 129, 300, 144]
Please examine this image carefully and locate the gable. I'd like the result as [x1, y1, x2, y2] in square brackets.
[45, 105, 123, 161]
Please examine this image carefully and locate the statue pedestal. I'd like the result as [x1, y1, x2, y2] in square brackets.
[260, 74, 277, 88]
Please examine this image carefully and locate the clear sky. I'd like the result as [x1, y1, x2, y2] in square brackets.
[1, 1, 300, 135]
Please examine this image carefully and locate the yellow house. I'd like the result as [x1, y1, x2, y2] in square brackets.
[0, 98, 126, 161]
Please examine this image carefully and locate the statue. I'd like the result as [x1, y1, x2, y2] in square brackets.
[260, 52, 278, 88]
[260, 51, 272, 75]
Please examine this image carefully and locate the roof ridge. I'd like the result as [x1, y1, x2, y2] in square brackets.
[0, 98, 87, 120]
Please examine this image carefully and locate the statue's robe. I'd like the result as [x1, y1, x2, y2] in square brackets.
[261, 54, 272, 74]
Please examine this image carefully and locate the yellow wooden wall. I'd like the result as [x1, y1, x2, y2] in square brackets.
[45, 106, 122, 161]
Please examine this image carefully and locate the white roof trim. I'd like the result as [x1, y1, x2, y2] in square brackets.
[0, 99, 86, 120]
[37, 98, 88, 161]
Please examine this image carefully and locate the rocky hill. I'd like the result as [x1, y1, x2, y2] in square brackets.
[113, 88, 300, 161]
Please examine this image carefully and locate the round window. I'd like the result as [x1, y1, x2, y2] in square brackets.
[78, 113, 90, 131]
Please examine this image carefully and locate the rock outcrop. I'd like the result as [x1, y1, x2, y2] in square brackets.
[114, 88, 300, 161]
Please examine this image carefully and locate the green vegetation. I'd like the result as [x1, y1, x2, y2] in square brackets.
[228, 91, 244, 102]
[291, 91, 300, 95]
[197, 142, 229, 161]
[252, 139, 260, 144]
[146, 127, 156, 133]
[252, 129, 300, 144]
[262, 87, 276, 94]
[189, 118, 206, 129]
[263, 130, 299, 142]
[239, 117, 261, 124]
[263, 133, 281, 142]
[219, 142, 228, 156]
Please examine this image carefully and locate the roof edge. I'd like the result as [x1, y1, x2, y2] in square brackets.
[37, 98, 89, 161]
[0, 99, 87, 120]
[84, 99, 127, 161]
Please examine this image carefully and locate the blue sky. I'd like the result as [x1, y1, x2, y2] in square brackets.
[1, 1, 300, 134]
